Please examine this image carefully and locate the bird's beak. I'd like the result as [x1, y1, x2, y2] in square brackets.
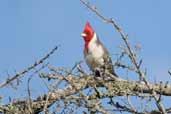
[81, 33, 87, 37]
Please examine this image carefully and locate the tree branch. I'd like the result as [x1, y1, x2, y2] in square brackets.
[0, 46, 58, 88]
[2, 74, 171, 113]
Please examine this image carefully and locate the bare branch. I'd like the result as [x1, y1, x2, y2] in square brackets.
[0, 46, 58, 88]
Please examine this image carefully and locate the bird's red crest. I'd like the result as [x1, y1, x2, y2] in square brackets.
[83, 22, 94, 37]
[81, 22, 95, 50]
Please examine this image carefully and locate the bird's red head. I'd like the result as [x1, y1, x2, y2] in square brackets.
[81, 22, 95, 49]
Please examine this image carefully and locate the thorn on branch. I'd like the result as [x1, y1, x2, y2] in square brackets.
[168, 68, 171, 76]
[138, 59, 143, 69]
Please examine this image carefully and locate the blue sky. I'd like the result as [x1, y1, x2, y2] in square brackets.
[0, 0, 171, 111]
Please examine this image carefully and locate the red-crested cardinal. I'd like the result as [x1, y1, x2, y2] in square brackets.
[81, 22, 118, 77]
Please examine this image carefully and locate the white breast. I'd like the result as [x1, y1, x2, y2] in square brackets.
[86, 33, 104, 65]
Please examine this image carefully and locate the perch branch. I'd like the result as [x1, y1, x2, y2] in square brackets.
[2, 74, 171, 113]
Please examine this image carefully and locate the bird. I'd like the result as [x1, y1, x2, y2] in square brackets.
[81, 22, 118, 77]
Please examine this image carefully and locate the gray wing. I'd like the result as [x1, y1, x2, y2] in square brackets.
[96, 37, 118, 77]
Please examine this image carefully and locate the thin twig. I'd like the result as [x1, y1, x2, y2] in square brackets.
[27, 63, 49, 113]
[0, 46, 58, 88]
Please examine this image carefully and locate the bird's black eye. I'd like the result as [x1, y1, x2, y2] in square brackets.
[86, 31, 90, 35]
